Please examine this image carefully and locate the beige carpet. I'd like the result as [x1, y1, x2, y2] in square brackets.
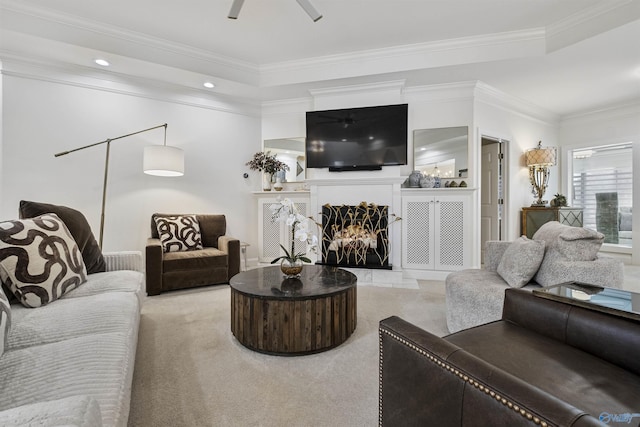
[128, 280, 448, 427]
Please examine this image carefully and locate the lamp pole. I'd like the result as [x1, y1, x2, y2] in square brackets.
[54, 124, 168, 248]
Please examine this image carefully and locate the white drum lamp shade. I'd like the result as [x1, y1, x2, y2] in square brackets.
[144, 145, 184, 177]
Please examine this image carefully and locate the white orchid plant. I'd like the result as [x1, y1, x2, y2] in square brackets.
[269, 197, 318, 264]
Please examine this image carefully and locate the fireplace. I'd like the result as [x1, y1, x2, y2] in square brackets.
[320, 202, 390, 269]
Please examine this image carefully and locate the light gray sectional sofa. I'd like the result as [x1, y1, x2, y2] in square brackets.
[446, 221, 625, 333]
[0, 251, 143, 427]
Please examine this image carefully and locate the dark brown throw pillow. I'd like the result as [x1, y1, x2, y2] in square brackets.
[19, 200, 106, 274]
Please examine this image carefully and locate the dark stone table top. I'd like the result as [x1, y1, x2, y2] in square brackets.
[229, 265, 357, 300]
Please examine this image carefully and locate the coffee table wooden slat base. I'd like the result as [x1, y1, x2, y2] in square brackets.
[230, 266, 357, 356]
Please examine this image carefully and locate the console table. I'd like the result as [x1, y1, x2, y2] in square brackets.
[229, 265, 357, 355]
[521, 206, 583, 239]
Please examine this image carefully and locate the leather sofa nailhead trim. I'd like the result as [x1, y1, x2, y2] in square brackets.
[379, 328, 551, 427]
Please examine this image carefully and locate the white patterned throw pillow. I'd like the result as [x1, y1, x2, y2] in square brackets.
[0, 214, 87, 308]
[0, 285, 10, 356]
[154, 215, 204, 253]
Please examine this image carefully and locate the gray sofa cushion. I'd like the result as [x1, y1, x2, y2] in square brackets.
[496, 236, 545, 287]
[0, 395, 103, 427]
[532, 221, 604, 261]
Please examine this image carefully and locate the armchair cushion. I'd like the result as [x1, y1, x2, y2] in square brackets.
[0, 214, 87, 308]
[162, 248, 227, 272]
[154, 215, 203, 253]
[496, 236, 545, 287]
[19, 200, 106, 274]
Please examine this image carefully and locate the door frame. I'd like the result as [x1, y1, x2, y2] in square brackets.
[478, 131, 510, 249]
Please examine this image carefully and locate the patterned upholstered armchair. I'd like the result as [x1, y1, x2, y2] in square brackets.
[145, 213, 240, 296]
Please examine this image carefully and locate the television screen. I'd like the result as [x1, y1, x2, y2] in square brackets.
[305, 104, 408, 171]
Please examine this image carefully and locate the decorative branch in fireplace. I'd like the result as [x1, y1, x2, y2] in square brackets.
[321, 202, 398, 269]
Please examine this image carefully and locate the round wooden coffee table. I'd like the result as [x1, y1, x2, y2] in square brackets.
[229, 265, 357, 355]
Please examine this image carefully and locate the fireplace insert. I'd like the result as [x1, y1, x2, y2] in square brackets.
[320, 203, 390, 269]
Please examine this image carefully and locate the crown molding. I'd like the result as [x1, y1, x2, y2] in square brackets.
[474, 81, 560, 125]
[261, 98, 313, 115]
[2, 0, 544, 90]
[546, 0, 640, 52]
[561, 98, 640, 124]
[0, 53, 261, 117]
[0, 0, 260, 85]
[404, 81, 477, 103]
[308, 80, 406, 98]
[260, 29, 545, 87]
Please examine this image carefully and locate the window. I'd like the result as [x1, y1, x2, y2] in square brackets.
[571, 143, 633, 247]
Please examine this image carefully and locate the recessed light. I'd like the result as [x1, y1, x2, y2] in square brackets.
[203, 82, 215, 89]
[94, 59, 110, 67]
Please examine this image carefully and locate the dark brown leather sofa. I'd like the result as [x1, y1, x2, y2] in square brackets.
[379, 288, 640, 426]
[146, 214, 240, 296]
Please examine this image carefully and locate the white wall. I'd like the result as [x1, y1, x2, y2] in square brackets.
[474, 88, 560, 241]
[2, 74, 262, 255]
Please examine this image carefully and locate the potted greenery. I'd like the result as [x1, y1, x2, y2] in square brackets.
[550, 193, 568, 207]
[246, 151, 289, 191]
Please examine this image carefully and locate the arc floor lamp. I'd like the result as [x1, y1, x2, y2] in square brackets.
[55, 123, 184, 248]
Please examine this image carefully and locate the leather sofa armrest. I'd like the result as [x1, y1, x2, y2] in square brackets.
[484, 241, 511, 271]
[379, 316, 604, 427]
[145, 238, 163, 296]
[218, 236, 240, 279]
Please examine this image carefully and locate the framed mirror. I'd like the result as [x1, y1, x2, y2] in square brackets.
[263, 137, 306, 182]
[414, 126, 468, 179]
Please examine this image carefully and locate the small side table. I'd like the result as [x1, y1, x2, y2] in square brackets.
[239, 242, 249, 271]
[521, 207, 583, 239]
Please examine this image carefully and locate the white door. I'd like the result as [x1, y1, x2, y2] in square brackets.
[480, 141, 502, 262]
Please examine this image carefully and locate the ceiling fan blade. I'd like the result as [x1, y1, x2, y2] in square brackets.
[296, 0, 323, 22]
[228, 0, 245, 19]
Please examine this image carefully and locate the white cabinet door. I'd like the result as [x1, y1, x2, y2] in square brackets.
[402, 196, 436, 269]
[402, 193, 470, 271]
[434, 195, 470, 271]
[257, 195, 310, 263]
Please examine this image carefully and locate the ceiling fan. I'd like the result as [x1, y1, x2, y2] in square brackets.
[228, 0, 323, 22]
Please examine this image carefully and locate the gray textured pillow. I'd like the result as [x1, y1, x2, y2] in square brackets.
[497, 236, 546, 288]
[0, 285, 10, 356]
[154, 215, 204, 253]
[555, 227, 604, 261]
[532, 221, 604, 261]
[0, 214, 87, 308]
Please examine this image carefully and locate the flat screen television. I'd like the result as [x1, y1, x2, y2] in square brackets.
[305, 104, 408, 171]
